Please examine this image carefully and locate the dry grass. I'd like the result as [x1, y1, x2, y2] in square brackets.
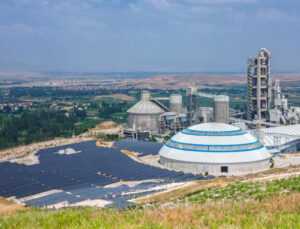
[121, 149, 137, 158]
[93, 94, 135, 101]
[97, 121, 118, 129]
[144, 193, 300, 228]
[1, 193, 300, 228]
[0, 197, 23, 216]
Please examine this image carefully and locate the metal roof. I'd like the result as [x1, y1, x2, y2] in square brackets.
[259, 124, 300, 147]
[188, 122, 240, 132]
[127, 100, 163, 114]
[160, 145, 270, 164]
[159, 122, 271, 164]
[261, 124, 300, 135]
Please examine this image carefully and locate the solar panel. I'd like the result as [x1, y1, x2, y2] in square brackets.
[0, 140, 210, 206]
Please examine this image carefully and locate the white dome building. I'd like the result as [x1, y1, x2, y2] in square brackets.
[159, 123, 271, 175]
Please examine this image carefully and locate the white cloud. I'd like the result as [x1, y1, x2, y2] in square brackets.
[128, 3, 142, 13]
[182, 0, 256, 4]
[71, 17, 106, 30]
[144, 0, 170, 8]
[0, 23, 47, 37]
[257, 8, 300, 23]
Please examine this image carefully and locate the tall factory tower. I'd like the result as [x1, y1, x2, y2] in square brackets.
[247, 48, 271, 121]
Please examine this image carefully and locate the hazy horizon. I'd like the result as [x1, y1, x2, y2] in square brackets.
[0, 0, 299, 73]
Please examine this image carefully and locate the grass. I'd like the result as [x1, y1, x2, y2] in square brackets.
[74, 118, 102, 134]
[111, 112, 126, 123]
[1, 176, 300, 228]
[187, 175, 300, 204]
[86, 108, 99, 116]
[1, 193, 300, 228]
[93, 97, 124, 104]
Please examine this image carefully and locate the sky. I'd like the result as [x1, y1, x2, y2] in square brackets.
[0, 0, 299, 73]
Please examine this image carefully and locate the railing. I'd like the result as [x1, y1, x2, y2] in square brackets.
[166, 140, 262, 152]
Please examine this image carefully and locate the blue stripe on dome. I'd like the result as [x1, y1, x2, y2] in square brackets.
[169, 138, 259, 147]
[165, 143, 264, 153]
[180, 130, 247, 136]
[186, 127, 242, 133]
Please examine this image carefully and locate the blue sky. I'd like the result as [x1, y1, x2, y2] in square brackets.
[0, 0, 299, 73]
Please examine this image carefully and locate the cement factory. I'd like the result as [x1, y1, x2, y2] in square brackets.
[2, 49, 300, 212]
[124, 48, 300, 175]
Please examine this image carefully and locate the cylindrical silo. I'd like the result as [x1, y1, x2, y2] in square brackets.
[127, 91, 163, 132]
[169, 94, 182, 114]
[141, 90, 151, 101]
[213, 95, 229, 124]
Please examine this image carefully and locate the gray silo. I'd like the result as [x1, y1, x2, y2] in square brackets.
[169, 94, 182, 114]
[213, 95, 229, 124]
[127, 91, 163, 132]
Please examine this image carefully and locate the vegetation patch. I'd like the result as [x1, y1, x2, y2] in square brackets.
[0, 193, 300, 228]
[0, 109, 85, 149]
[93, 94, 135, 101]
[187, 175, 300, 203]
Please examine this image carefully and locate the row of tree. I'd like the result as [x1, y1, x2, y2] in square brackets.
[0, 109, 86, 149]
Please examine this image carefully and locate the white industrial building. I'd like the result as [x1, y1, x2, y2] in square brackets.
[159, 122, 271, 176]
[258, 124, 300, 153]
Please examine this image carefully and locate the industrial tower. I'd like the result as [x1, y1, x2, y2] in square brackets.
[247, 48, 272, 121]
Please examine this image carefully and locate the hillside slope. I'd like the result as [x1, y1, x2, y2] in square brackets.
[1, 175, 300, 228]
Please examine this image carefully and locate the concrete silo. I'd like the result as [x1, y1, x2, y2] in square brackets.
[127, 91, 163, 132]
[169, 94, 182, 114]
[213, 95, 229, 124]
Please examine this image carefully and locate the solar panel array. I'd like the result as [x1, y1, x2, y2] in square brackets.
[25, 181, 162, 208]
[0, 140, 210, 207]
[114, 140, 163, 156]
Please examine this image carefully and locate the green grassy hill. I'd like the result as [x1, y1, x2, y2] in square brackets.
[1, 175, 300, 229]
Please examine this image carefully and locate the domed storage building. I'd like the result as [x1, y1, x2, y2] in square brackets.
[127, 91, 163, 132]
[159, 123, 271, 175]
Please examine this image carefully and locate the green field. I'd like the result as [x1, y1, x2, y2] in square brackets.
[74, 118, 102, 135]
[92, 97, 125, 104]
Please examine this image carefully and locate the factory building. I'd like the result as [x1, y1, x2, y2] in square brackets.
[127, 91, 163, 132]
[257, 124, 300, 154]
[198, 107, 213, 123]
[159, 122, 271, 175]
[245, 48, 300, 126]
[267, 80, 300, 125]
[125, 88, 231, 137]
[247, 48, 272, 121]
[186, 87, 230, 125]
[159, 112, 188, 134]
[125, 91, 188, 137]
